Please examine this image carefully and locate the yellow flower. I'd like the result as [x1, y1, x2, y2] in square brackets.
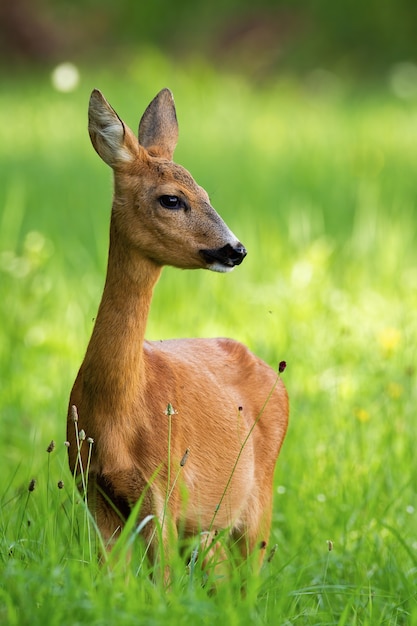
[355, 408, 370, 422]
[378, 327, 401, 355]
[387, 382, 403, 399]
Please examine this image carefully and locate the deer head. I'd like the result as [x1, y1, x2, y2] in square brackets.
[88, 88, 247, 273]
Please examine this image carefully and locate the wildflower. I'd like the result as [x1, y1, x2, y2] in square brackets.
[387, 382, 403, 399]
[180, 448, 190, 467]
[355, 408, 370, 423]
[279, 360, 287, 373]
[87, 437, 94, 445]
[267, 544, 278, 563]
[79, 429, 86, 441]
[378, 327, 401, 355]
[46, 440, 55, 453]
[71, 405, 79, 423]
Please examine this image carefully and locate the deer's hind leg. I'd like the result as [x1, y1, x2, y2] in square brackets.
[90, 471, 155, 555]
[232, 487, 274, 571]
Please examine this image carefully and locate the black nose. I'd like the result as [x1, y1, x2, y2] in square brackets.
[222, 243, 247, 265]
[199, 242, 247, 268]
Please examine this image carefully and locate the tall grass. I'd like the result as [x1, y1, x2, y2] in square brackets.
[1, 55, 417, 624]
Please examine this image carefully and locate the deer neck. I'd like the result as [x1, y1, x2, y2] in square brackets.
[82, 218, 162, 416]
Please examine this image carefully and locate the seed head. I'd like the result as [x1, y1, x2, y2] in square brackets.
[87, 437, 94, 445]
[164, 403, 177, 416]
[57, 480, 64, 490]
[180, 448, 190, 467]
[79, 429, 86, 441]
[267, 543, 278, 563]
[64, 441, 70, 448]
[28, 479, 36, 492]
[71, 405, 79, 422]
[327, 540, 334, 552]
[278, 360, 287, 373]
[46, 440, 55, 454]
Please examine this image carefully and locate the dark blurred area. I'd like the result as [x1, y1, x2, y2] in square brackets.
[1, 0, 416, 79]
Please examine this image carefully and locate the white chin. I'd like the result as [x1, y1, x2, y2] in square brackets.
[208, 262, 235, 273]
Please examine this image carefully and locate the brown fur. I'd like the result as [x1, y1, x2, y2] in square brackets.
[67, 88, 288, 571]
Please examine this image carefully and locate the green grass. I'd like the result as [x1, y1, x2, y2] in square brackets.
[1, 54, 417, 624]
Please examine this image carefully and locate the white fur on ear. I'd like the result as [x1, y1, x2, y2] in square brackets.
[88, 89, 134, 167]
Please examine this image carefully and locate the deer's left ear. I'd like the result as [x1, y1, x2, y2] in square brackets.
[138, 88, 178, 160]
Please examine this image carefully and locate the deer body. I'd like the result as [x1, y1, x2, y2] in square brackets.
[68, 88, 288, 568]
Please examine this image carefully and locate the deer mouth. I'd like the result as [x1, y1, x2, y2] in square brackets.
[199, 243, 247, 272]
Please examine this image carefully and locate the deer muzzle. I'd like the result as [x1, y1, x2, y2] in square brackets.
[199, 243, 247, 272]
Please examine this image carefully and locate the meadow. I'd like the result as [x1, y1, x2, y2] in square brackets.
[1, 54, 417, 624]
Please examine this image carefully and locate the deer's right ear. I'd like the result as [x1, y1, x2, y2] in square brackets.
[88, 89, 138, 168]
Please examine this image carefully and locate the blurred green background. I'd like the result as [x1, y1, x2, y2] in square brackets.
[1, 1, 417, 624]
[2, 0, 417, 78]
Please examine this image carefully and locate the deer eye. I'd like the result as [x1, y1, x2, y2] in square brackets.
[159, 195, 183, 210]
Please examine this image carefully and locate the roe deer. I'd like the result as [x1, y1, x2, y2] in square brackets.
[67, 88, 288, 573]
